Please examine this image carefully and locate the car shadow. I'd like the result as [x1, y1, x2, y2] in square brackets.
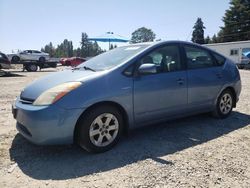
[9, 111, 250, 180]
[9, 70, 58, 73]
[0, 71, 26, 77]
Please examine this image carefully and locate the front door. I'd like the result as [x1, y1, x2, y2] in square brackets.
[133, 44, 188, 124]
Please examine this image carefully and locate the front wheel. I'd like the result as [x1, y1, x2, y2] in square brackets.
[213, 89, 234, 118]
[76, 105, 124, 153]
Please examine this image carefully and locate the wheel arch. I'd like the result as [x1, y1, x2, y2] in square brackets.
[73, 101, 129, 142]
[11, 55, 20, 62]
[216, 86, 237, 108]
[224, 86, 237, 107]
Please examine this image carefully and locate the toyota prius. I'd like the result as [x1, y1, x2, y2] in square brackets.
[12, 41, 241, 153]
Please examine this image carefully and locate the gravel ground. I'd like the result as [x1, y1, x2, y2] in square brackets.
[0, 68, 250, 188]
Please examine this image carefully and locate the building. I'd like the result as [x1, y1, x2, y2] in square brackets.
[204, 40, 250, 68]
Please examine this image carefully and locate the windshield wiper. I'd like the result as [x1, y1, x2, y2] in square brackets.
[83, 66, 96, 72]
[71, 66, 95, 72]
[72, 67, 80, 70]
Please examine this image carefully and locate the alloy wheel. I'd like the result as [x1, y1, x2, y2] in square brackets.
[219, 93, 232, 115]
[89, 113, 119, 147]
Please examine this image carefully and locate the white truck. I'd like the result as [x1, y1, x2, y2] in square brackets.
[204, 40, 250, 69]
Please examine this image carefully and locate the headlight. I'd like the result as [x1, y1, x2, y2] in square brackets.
[33, 82, 82, 106]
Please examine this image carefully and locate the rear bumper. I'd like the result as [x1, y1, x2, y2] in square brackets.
[12, 98, 84, 145]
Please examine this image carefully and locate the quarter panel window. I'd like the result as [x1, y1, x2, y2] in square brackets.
[213, 53, 225, 66]
[184, 46, 214, 69]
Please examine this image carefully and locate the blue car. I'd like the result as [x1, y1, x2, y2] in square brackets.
[12, 41, 241, 153]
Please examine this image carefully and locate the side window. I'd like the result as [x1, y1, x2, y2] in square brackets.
[230, 49, 238, 56]
[184, 45, 214, 69]
[140, 45, 182, 74]
[213, 53, 225, 66]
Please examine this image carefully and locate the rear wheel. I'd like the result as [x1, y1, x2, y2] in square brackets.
[11, 56, 20, 62]
[213, 89, 234, 118]
[26, 64, 38, 72]
[76, 105, 124, 153]
[237, 65, 244, 69]
[39, 57, 46, 63]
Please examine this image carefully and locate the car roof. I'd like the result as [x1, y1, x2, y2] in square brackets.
[120, 40, 228, 60]
[122, 40, 208, 48]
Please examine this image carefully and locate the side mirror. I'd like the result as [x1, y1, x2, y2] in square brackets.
[138, 63, 157, 75]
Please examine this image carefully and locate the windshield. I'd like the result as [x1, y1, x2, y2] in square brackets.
[77, 44, 149, 71]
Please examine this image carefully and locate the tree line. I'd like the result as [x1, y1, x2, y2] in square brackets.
[192, 0, 250, 44]
[41, 33, 105, 58]
[130, 0, 250, 45]
[41, 0, 250, 57]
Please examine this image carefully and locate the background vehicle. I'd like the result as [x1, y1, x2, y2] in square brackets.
[60, 57, 86, 67]
[241, 51, 250, 68]
[13, 41, 241, 153]
[0, 52, 11, 69]
[10, 60, 58, 72]
[204, 40, 250, 69]
[8, 50, 50, 63]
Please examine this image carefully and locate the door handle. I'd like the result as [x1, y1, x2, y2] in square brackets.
[176, 78, 184, 85]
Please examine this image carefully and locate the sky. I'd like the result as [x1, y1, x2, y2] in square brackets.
[0, 0, 230, 53]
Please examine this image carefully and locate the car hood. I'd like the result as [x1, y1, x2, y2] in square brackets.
[20, 69, 100, 101]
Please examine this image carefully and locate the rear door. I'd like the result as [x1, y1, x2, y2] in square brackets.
[20, 50, 32, 60]
[32, 50, 42, 60]
[183, 44, 223, 111]
[133, 44, 188, 124]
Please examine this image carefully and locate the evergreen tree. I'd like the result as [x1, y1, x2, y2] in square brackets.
[191, 18, 206, 44]
[41, 33, 104, 58]
[131, 27, 156, 43]
[73, 48, 81, 57]
[211, 34, 218, 43]
[41, 42, 56, 57]
[55, 39, 74, 57]
[80, 32, 91, 57]
[80, 33, 103, 57]
[205, 36, 211, 44]
[219, 0, 250, 42]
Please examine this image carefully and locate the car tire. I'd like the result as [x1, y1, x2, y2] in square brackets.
[26, 64, 38, 72]
[237, 65, 244, 69]
[76, 105, 124, 153]
[213, 89, 234, 118]
[39, 57, 46, 63]
[11, 56, 20, 62]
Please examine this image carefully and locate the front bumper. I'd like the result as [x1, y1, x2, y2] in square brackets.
[12, 98, 84, 145]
